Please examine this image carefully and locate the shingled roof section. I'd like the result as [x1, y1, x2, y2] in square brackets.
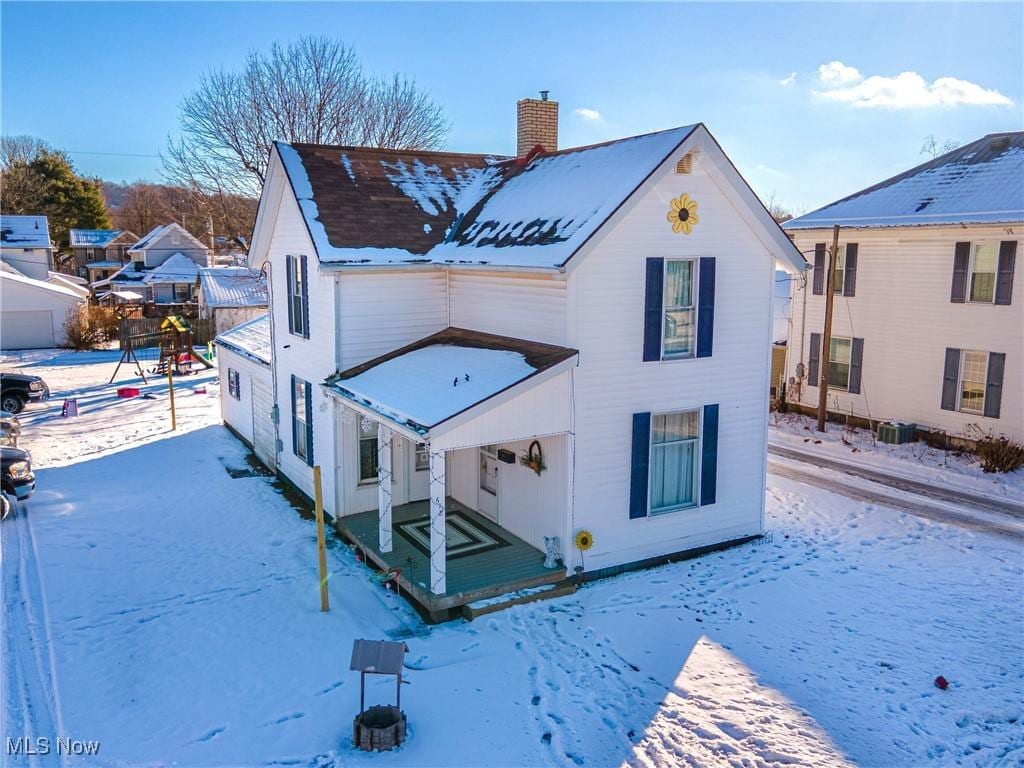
[279, 142, 500, 261]
[785, 131, 1024, 230]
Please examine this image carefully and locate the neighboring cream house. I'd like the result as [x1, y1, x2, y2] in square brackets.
[0, 215, 54, 281]
[243, 96, 804, 620]
[783, 131, 1023, 443]
[197, 267, 268, 336]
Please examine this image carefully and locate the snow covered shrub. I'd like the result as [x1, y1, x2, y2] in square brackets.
[974, 435, 1024, 474]
[63, 305, 105, 350]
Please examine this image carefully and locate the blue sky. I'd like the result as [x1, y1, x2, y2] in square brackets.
[2, 2, 1021, 212]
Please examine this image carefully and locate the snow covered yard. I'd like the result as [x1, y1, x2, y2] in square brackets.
[2, 350, 1021, 767]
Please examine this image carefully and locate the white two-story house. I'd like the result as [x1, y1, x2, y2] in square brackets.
[783, 132, 1023, 444]
[245, 96, 804, 620]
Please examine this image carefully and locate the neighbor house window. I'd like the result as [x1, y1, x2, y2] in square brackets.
[662, 259, 696, 358]
[958, 350, 988, 414]
[286, 254, 308, 338]
[832, 245, 846, 294]
[969, 243, 997, 303]
[174, 283, 190, 302]
[359, 420, 379, 483]
[292, 376, 311, 463]
[415, 442, 429, 471]
[828, 337, 853, 390]
[227, 369, 240, 400]
[649, 410, 700, 514]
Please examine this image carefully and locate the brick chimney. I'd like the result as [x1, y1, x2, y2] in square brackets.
[517, 91, 558, 157]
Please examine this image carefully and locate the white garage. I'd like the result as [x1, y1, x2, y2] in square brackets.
[214, 314, 276, 470]
[0, 271, 85, 350]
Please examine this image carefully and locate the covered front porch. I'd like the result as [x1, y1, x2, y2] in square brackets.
[335, 496, 566, 619]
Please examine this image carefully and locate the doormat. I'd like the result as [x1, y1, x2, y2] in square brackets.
[396, 510, 510, 560]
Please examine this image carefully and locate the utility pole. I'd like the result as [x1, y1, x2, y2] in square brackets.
[206, 213, 215, 267]
[817, 224, 841, 432]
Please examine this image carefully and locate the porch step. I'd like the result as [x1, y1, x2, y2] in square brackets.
[461, 580, 577, 621]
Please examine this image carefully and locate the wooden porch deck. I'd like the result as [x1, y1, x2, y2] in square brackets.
[334, 497, 566, 620]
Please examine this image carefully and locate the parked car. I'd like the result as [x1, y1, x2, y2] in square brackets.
[1, 445, 35, 518]
[0, 373, 50, 414]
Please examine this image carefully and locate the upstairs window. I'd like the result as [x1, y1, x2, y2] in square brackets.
[286, 254, 309, 338]
[663, 259, 696, 359]
[832, 245, 846, 294]
[969, 243, 997, 303]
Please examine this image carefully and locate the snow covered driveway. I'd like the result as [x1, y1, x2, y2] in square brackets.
[1, 351, 1021, 767]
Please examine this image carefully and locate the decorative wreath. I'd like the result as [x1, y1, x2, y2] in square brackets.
[520, 440, 546, 476]
[574, 529, 594, 552]
[666, 193, 699, 235]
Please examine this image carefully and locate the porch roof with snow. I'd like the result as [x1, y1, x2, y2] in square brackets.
[324, 328, 578, 437]
[784, 131, 1024, 231]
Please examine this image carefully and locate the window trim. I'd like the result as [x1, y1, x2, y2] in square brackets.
[286, 254, 308, 338]
[660, 257, 699, 362]
[827, 336, 853, 391]
[956, 349, 988, 415]
[645, 407, 702, 517]
[967, 243, 998, 305]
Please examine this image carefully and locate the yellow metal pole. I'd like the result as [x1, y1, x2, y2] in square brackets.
[167, 365, 176, 431]
[313, 465, 330, 612]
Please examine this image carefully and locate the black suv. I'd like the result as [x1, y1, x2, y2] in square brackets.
[1, 445, 35, 519]
[0, 373, 49, 414]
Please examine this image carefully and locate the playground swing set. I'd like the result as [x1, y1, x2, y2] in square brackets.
[109, 315, 214, 385]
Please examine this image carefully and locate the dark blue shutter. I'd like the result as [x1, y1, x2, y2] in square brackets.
[642, 258, 664, 362]
[807, 333, 821, 387]
[300, 254, 310, 339]
[290, 374, 298, 453]
[848, 338, 864, 394]
[940, 348, 960, 411]
[983, 352, 1005, 419]
[304, 380, 314, 463]
[950, 243, 969, 303]
[285, 255, 296, 334]
[700, 404, 719, 506]
[629, 412, 651, 519]
[995, 241, 1016, 305]
[843, 243, 858, 297]
[812, 244, 826, 295]
[696, 257, 716, 358]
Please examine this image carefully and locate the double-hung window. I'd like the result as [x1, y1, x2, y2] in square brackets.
[958, 350, 988, 414]
[827, 337, 853, 390]
[286, 254, 309, 337]
[358, 419, 379, 483]
[415, 442, 429, 472]
[968, 243, 997, 303]
[174, 283, 190, 303]
[292, 376, 311, 464]
[649, 410, 700, 514]
[832, 245, 846, 294]
[662, 259, 696, 359]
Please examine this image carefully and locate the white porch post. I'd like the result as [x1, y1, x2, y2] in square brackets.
[377, 424, 393, 553]
[428, 446, 446, 595]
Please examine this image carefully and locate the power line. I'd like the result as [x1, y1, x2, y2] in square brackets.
[66, 149, 162, 159]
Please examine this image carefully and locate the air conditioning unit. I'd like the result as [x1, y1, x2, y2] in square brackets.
[877, 422, 917, 445]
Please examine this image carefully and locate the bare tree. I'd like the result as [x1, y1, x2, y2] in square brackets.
[111, 181, 256, 243]
[763, 191, 796, 224]
[921, 135, 959, 159]
[163, 37, 449, 196]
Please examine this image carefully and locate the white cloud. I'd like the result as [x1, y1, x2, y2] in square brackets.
[574, 108, 601, 121]
[818, 61, 862, 85]
[815, 68, 1013, 109]
[779, 72, 797, 87]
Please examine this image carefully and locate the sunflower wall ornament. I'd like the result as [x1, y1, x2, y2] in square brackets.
[574, 529, 594, 552]
[667, 193, 699, 235]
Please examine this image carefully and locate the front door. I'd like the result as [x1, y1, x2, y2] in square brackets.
[478, 445, 499, 521]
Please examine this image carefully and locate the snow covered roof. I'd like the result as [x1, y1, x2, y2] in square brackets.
[785, 131, 1024, 231]
[325, 328, 578, 434]
[142, 252, 200, 285]
[69, 229, 125, 248]
[215, 314, 271, 366]
[0, 215, 52, 249]
[129, 223, 207, 253]
[84, 260, 127, 270]
[198, 267, 268, 308]
[276, 126, 700, 270]
[0, 269, 85, 302]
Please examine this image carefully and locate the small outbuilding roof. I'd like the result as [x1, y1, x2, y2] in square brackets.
[198, 267, 268, 308]
[0, 215, 52, 249]
[785, 131, 1024, 230]
[326, 327, 579, 434]
[69, 229, 126, 248]
[214, 314, 271, 366]
[0, 269, 85, 302]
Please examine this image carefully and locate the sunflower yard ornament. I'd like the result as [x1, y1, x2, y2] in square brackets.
[574, 530, 594, 552]
[667, 193, 699, 235]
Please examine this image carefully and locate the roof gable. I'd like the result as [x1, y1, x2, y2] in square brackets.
[69, 229, 130, 248]
[130, 223, 208, 254]
[785, 131, 1024, 230]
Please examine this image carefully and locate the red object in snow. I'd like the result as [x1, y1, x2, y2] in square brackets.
[117, 387, 140, 398]
[934, 675, 949, 690]
[193, 387, 207, 395]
